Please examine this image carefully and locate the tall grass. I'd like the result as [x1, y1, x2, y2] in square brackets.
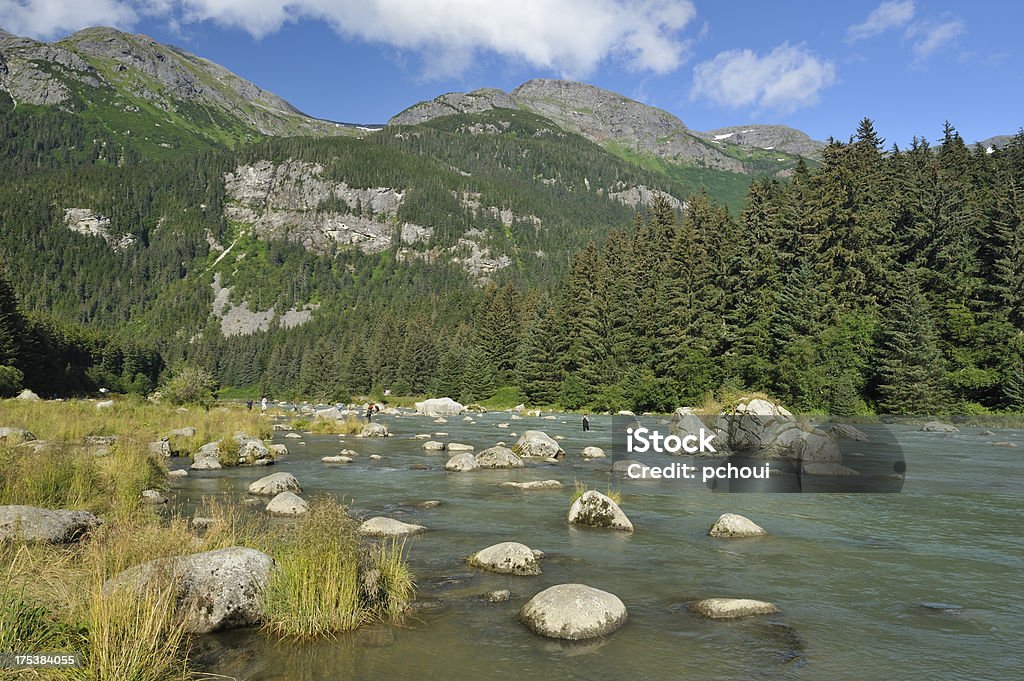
[0, 399, 416, 678]
[571, 479, 623, 505]
[261, 498, 414, 641]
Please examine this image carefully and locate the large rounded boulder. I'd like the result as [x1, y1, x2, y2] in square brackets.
[358, 423, 390, 438]
[415, 397, 464, 417]
[467, 541, 542, 575]
[265, 492, 308, 516]
[248, 472, 301, 496]
[708, 513, 767, 538]
[475, 446, 524, 469]
[104, 546, 274, 634]
[0, 505, 101, 543]
[512, 430, 564, 459]
[567, 491, 633, 532]
[519, 584, 628, 640]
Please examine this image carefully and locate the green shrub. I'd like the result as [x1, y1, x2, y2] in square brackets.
[160, 366, 217, 408]
[0, 364, 23, 397]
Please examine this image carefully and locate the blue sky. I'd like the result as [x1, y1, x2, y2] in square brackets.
[1, 1, 1020, 144]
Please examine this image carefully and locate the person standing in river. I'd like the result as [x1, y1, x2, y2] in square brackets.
[582, 414, 590, 432]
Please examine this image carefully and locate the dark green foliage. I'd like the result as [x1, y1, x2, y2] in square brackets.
[2, 102, 1023, 415]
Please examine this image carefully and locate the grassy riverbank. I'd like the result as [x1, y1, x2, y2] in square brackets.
[0, 398, 413, 680]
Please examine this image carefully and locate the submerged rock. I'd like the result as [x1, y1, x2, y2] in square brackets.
[689, 598, 780, 619]
[248, 472, 301, 496]
[0, 505, 101, 543]
[708, 513, 767, 538]
[922, 421, 958, 433]
[105, 546, 274, 634]
[501, 480, 563, 490]
[467, 541, 542, 575]
[359, 517, 426, 537]
[445, 452, 479, 472]
[485, 589, 512, 603]
[567, 491, 633, 532]
[520, 584, 628, 640]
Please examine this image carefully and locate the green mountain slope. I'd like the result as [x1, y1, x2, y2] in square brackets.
[0, 26, 359, 157]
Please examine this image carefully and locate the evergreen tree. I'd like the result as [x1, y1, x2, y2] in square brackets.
[875, 271, 950, 414]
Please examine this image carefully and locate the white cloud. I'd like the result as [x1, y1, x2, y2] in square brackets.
[0, 0, 698, 78]
[907, 19, 964, 61]
[846, 0, 915, 42]
[0, 0, 138, 38]
[690, 42, 837, 114]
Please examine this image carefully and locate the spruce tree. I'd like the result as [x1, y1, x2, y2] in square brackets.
[875, 271, 950, 414]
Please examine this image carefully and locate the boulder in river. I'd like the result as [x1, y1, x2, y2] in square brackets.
[921, 421, 959, 433]
[708, 513, 767, 538]
[358, 423, 389, 438]
[359, 517, 426, 537]
[512, 430, 565, 459]
[190, 442, 222, 470]
[248, 472, 301, 496]
[475, 446, 524, 469]
[104, 546, 274, 634]
[444, 452, 479, 472]
[0, 505, 101, 543]
[567, 491, 633, 532]
[467, 541, 542, 575]
[415, 397, 464, 417]
[140, 489, 168, 504]
[520, 584, 628, 640]
[149, 439, 172, 457]
[265, 492, 308, 516]
[501, 480, 563, 490]
[233, 434, 273, 465]
[688, 598, 780, 619]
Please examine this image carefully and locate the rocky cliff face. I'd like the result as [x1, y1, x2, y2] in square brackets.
[695, 124, 825, 157]
[223, 160, 431, 255]
[0, 27, 353, 138]
[389, 78, 825, 173]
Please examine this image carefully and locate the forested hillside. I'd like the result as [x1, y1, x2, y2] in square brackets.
[1, 52, 1021, 413]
